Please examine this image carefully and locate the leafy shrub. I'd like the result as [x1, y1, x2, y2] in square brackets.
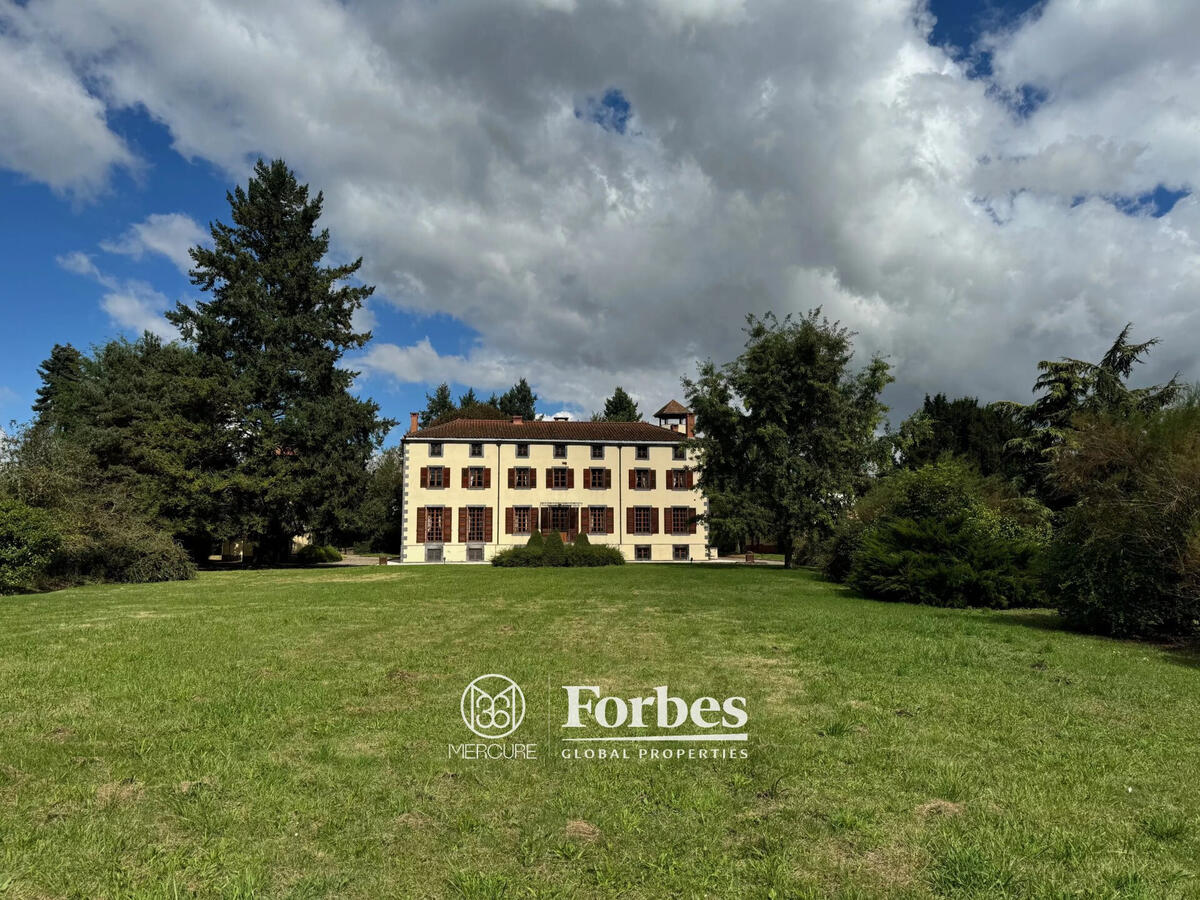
[491, 546, 541, 567]
[832, 459, 1049, 609]
[492, 532, 624, 567]
[849, 513, 1045, 609]
[1047, 402, 1200, 636]
[0, 499, 61, 593]
[295, 544, 342, 565]
[51, 515, 196, 585]
[541, 530, 567, 567]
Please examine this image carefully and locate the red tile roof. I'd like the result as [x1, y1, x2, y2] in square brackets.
[405, 418, 686, 443]
[653, 399, 690, 417]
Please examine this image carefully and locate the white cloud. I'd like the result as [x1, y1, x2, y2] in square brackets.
[0, 4, 136, 197]
[55, 252, 179, 340]
[8, 0, 1200, 414]
[100, 212, 208, 275]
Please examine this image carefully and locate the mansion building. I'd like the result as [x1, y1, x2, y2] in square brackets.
[400, 401, 709, 563]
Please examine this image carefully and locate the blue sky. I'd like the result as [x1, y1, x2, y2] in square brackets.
[2, 0, 1197, 443]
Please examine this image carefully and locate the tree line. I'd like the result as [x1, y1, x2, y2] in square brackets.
[686, 314, 1193, 638]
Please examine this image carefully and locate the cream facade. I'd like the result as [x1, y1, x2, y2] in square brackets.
[400, 415, 708, 563]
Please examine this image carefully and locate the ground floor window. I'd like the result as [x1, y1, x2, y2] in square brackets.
[466, 546, 484, 562]
[425, 507, 444, 542]
[673, 545, 689, 561]
[513, 506, 532, 534]
[633, 506, 652, 534]
[425, 546, 443, 562]
[635, 545, 651, 561]
[467, 508, 485, 542]
[588, 506, 606, 534]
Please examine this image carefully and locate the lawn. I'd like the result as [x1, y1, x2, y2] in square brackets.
[1, 565, 1198, 899]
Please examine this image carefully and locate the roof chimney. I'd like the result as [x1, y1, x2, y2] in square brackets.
[686, 412, 695, 438]
[409, 412, 419, 434]
[511, 415, 523, 424]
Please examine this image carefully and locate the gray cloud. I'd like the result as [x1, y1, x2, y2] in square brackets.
[6, 0, 1200, 417]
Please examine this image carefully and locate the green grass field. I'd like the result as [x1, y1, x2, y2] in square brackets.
[1, 565, 1198, 899]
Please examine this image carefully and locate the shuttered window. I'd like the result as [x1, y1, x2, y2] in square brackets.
[633, 507, 652, 534]
[588, 507, 606, 534]
[552, 468, 570, 488]
[424, 508, 444, 542]
[468, 466, 487, 488]
[635, 469, 652, 490]
[429, 466, 445, 488]
[513, 507, 532, 534]
[671, 507, 690, 534]
[513, 467, 531, 488]
[467, 508, 485, 541]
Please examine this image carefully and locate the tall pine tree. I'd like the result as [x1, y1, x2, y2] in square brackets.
[168, 159, 393, 561]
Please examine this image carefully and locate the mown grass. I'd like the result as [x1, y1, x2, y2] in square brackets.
[1, 565, 1197, 898]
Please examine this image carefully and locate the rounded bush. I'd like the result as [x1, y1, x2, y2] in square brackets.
[295, 544, 342, 565]
[0, 499, 61, 594]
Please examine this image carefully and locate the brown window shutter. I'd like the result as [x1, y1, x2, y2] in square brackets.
[571, 507, 579, 538]
[664, 507, 671, 533]
[651, 507, 660, 534]
[458, 508, 468, 542]
[605, 469, 612, 489]
[508, 468, 515, 488]
[546, 468, 553, 488]
[484, 468, 491, 489]
[505, 507, 514, 534]
[583, 468, 591, 489]
[627, 507, 635, 534]
[686, 470, 694, 489]
[567, 468, 575, 489]
[628, 469, 636, 489]
[606, 507, 614, 534]
[690, 508, 698, 534]
[484, 508, 493, 542]
[461, 468, 469, 489]
[541, 507, 550, 532]
[420, 467, 429, 489]
[530, 468, 537, 488]
[650, 470, 657, 489]
[416, 507, 426, 542]
[442, 511, 452, 542]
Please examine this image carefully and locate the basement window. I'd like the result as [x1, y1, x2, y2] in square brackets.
[634, 545, 651, 561]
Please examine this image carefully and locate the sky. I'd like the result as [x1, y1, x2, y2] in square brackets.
[1, 0, 1197, 445]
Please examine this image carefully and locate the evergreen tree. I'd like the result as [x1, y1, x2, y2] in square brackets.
[457, 387, 478, 408]
[498, 378, 538, 420]
[1002, 324, 1179, 502]
[597, 386, 640, 422]
[896, 394, 1028, 480]
[167, 158, 392, 560]
[420, 383, 455, 428]
[32, 343, 84, 427]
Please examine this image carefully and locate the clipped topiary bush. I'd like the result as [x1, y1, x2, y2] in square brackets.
[492, 531, 623, 567]
[541, 530, 567, 567]
[0, 499, 61, 594]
